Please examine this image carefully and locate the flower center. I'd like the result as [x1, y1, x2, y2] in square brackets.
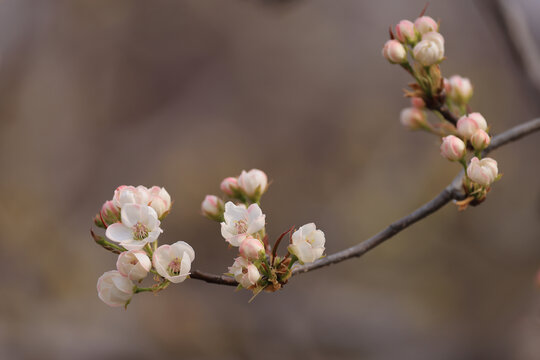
[132, 222, 149, 240]
[167, 257, 182, 276]
[234, 219, 248, 234]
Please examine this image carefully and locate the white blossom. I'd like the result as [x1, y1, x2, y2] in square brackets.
[221, 202, 265, 246]
[97, 270, 134, 307]
[116, 250, 152, 281]
[228, 257, 260, 289]
[153, 241, 195, 283]
[288, 223, 325, 264]
[467, 157, 498, 186]
[106, 204, 162, 250]
[237, 169, 268, 200]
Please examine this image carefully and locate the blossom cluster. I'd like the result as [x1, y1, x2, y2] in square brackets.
[93, 186, 195, 308]
[201, 169, 326, 297]
[383, 13, 501, 210]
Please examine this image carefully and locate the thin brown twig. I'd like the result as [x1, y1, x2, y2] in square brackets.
[190, 117, 540, 286]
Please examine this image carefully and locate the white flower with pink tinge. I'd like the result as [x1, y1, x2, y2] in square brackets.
[228, 257, 260, 289]
[153, 241, 195, 283]
[288, 223, 325, 264]
[97, 270, 134, 307]
[106, 204, 163, 251]
[113, 185, 151, 208]
[467, 157, 498, 186]
[116, 250, 152, 281]
[147, 186, 171, 218]
[220, 202, 265, 247]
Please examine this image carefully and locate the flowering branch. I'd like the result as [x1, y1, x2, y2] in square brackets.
[189, 116, 540, 285]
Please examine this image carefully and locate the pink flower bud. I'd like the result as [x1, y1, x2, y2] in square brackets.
[457, 113, 487, 139]
[400, 107, 426, 130]
[467, 157, 498, 186]
[100, 200, 121, 227]
[470, 129, 491, 150]
[382, 40, 407, 64]
[440, 135, 466, 161]
[395, 20, 418, 43]
[93, 214, 105, 228]
[220, 177, 239, 196]
[447, 75, 473, 105]
[414, 16, 438, 34]
[468, 112, 488, 130]
[410, 97, 425, 108]
[239, 237, 265, 260]
[201, 195, 224, 221]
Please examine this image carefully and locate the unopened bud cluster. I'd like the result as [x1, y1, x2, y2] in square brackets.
[201, 169, 326, 298]
[384, 13, 501, 210]
[93, 186, 195, 308]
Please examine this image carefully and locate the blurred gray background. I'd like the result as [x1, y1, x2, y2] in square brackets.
[0, 0, 539, 359]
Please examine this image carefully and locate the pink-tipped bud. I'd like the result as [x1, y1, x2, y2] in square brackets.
[93, 214, 106, 228]
[395, 20, 418, 44]
[457, 113, 487, 139]
[411, 97, 425, 108]
[400, 107, 427, 130]
[201, 195, 224, 221]
[100, 200, 121, 227]
[467, 157, 498, 186]
[220, 177, 239, 196]
[440, 135, 466, 161]
[239, 237, 265, 260]
[382, 40, 407, 64]
[414, 16, 438, 34]
[447, 75, 473, 105]
[468, 112, 488, 130]
[470, 129, 490, 150]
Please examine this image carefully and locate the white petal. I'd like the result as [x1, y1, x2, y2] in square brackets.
[171, 241, 195, 262]
[299, 223, 316, 234]
[247, 215, 265, 234]
[106, 223, 132, 243]
[121, 204, 142, 228]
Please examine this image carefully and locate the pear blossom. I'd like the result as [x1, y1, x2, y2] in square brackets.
[228, 257, 260, 289]
[147, 186, 171, 218]
[201, 195, 224, 221]
[116, 250, 152, 281]
[221, 202, 265, 246]
[395, 20, 418, 44]
[113, 185, 151, 208]
[413, 38, 444, 66]
[470, 129, 491, 150]
[447, 75, 473, 104]
[400, 107, 427, 130]
[288, 223, 325, 264]
[422, 31, 444, 50]
[239, 236, 265, 260]
[457, 113, 487, 139]
[440, 135, 466, 161]
[237, 169, 268, 200]
[468, 112, 488, 130]
[153, 241, 195, 283]
[467, 157, 498, 186]
[382, 40, 407, 64]
[100, 200, 121, 227]
[97, 270, 134, 307]
[105, 204, 162, 250]
[414, 16, 438, 34]
[220, 177, 239, 196]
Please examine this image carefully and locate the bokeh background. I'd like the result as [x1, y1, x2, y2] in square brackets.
[1, 0, 539, 359]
